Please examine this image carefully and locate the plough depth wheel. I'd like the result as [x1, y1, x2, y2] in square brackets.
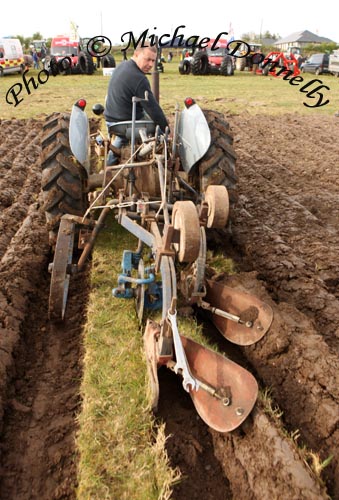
[172, 200, 200, 263]
[48, 217, 76, 321]
[205, 185, 229, 229]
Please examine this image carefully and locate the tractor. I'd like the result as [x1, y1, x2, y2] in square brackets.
[40, 73, 273, 432]
[179, 39, 234, 76]
[44, 35, 116, 75]
[235, 42, 263, 72]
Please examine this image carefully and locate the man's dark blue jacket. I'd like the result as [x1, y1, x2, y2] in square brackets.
[104, 59, 169, 132]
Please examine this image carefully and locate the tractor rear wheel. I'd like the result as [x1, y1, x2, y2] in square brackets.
[40, 113, 89, 247]
[190, 110, 238, 204]
[78, 51, 95, 75]
[179, 60, 191, 74]
[191, 51, 210, 75]
[102, 54, 116, 68]
[220, 56, 234, 76]
[236, 57, 246, 71]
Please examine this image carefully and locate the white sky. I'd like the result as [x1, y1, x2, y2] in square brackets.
[1, 0, 338, 44]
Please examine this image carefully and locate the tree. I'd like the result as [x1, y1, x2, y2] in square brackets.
[241, 32, 257, 42]
[241, 31, 280, 43]
[303, 42, 339, 56]
[32, 32, 45, 41]
[263, 31, 279, 41]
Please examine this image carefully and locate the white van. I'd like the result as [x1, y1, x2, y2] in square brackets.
[329, 50, 339, 77]
[0, 38, 25, 76]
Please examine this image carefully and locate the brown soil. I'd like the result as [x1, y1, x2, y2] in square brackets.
[0, 113, 338, 499]
[0, 119, 90, 499]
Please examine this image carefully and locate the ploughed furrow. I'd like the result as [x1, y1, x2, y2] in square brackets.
[229, 114, 339, 350]
[234, 162, 339, 349]
[158, 353, 328, 500]
[0, 120, 44, 260]
[211, 404, 328, 500]
[224, 113, 339, 498]
[0, 119, 91, 499]
[211, 271, 339, 498]
[0, 254, 90, 499]
[232, 113, 339, 232]
[0, 114, 335, 499]
[0, 200, 91, 499]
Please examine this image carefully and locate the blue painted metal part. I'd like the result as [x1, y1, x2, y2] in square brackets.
[112, 249, 157, 300]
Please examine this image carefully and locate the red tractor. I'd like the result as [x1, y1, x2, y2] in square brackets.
[44, 35, 115, 75]
[179, 39, 234, 76]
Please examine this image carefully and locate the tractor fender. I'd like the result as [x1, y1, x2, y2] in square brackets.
[69, 104, 90, 173]
[178, 103, 211, 172]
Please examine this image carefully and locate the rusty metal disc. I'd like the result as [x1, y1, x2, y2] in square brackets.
[48, 217, 75, 322]
[205, 279, 273, 345]
[181, 335, 258, 432]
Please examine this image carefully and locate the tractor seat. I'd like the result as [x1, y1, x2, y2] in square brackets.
[108, 120, 155, 140]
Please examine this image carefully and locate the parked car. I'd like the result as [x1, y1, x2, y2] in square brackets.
[301, 53, 330, 75]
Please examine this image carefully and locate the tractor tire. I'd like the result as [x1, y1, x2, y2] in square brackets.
[179, 60, 191, 74]
[40, 113, 89, 247]
[220, 56, 234, 76]
[189, 110, 238, 205]
[236, 57, 246, 71]
[191, 51, 210, 75]
[262, 64, 271, 76]
[78, 51, 95, 75]
[102, 54, 116, 68]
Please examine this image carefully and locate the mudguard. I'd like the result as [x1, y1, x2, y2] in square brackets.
[178, 103, 211, 172]
[69, 104, 90, 172]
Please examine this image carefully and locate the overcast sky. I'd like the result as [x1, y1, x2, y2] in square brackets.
[2, 0, 337, 44]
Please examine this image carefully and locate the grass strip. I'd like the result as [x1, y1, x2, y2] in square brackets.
[76, 220, 180, 499]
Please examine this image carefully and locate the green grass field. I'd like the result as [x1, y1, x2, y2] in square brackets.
[1, 54, 337, 499]
[1, 54, 338, 120]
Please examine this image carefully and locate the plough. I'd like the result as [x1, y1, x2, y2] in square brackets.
[42, 92, 273, 432]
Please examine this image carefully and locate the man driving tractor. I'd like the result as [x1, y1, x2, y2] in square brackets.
[104, 43, 169, 165]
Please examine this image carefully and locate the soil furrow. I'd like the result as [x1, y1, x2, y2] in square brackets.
[211, 271, 339, 497]
[1, 114, 338, 499]
[211, 404, 328, 500]
[225, 113, 339, 497]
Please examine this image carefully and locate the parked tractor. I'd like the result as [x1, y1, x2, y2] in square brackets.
[31, 39, 48, 58]
[44, 35, 116, 75]
[235, 42, 263, 72]
[40, 81, 273, 432]
[179, 39, 234, 76]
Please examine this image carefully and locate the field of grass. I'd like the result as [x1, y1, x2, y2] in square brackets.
[1, 53, 338, 121]
[1, 53, 338, 498]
